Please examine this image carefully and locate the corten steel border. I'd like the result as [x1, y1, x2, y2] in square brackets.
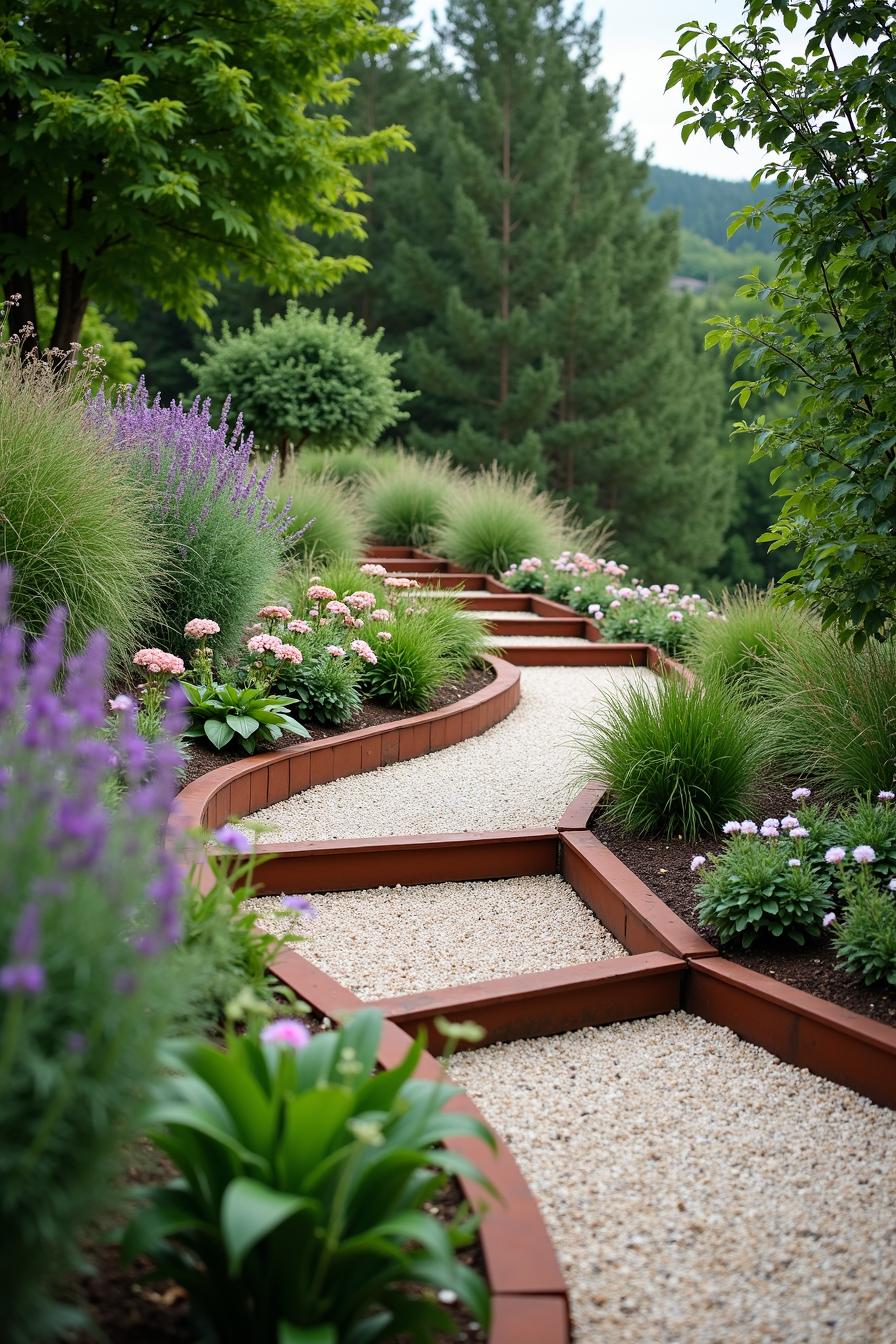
[169, 652, 521, 838]
[269, 944, 570, 1343]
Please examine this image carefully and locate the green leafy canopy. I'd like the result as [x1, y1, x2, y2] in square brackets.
[666, 0, 896, 642]
[0, 0, 411, 347]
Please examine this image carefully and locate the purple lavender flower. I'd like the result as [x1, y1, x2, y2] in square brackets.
[0, 903, 45, 996]
[213, 824, 252, 853]
[282, 895, 317, 918]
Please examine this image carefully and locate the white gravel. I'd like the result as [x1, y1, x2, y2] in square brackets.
[250, 874, 626, 999]
[487, 634, 592, 646]
[450, 1014, 896, 1344]
[248, 664, 650, 841]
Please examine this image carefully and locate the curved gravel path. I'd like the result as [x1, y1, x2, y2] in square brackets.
[450, 1013, 896, 1344]
[248, 664, 651, 841]
[253, 874, 626, 1000]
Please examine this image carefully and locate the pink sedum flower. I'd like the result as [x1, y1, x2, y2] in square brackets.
[307, 585, 337, 602]
[667, 610, 684, 623]
[325, 645, 346, 658]
[247, 633, 283, 656]
[326, 600, 351, 617]
[184, 618, 221, 639]
[371, 609, 391, 622]
[287, 619, 312, 635]
[350, 639, 378, 664]
[346, 591, 377, 611]
[760, 822, 779, 838]
[384, 575, 419, 589]
[261, 1019, 311, 1051]
[376, 631, 392, 641]
[133, 648, 185, 677]
[258, 605, 292, 621]
[360, 563, 388, 577]
[277, 642, 303, 665]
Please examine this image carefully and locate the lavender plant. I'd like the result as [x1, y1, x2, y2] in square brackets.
[88, 381, 299, 659]
[0, 570, 190, 1342]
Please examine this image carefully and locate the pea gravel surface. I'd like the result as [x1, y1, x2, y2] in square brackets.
[449, 1013, 896, 1344]
[251, 874, 626, 999]
[247, 664, 652, 841]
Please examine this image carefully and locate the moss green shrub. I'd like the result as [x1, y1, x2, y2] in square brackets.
[575, 674, 762, 840]
[364, 452, 461, 548]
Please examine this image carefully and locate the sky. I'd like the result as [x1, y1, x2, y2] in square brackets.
[412, 0, 794, 181]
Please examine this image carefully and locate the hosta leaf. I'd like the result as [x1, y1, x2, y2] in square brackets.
[226, 713, 260, 738]
[204, 718, 235, 749]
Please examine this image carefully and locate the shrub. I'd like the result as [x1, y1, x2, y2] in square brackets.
[187, 304, 415, 452]
[435, 464, 604, 575]
[283, 649, 363, 726]
[695, 835, 829, 948]
[755, 628, 896, 799]
[833, 877, 896, 987]
[89, 380, 291, 661]
[296, 444, 400, 482]
[683, 585, 811, 697]
[360, 606, 449, 710]
[0, 579, 189, 1342]
[125, 1010, 492, 1343]
[577, 675, 761, 840]
[270, 463, 365, 563]
[365, 451, 461, 548]
[0, 338, 164, 672]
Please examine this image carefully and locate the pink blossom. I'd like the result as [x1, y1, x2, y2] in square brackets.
[346, 590, 377, 611]
[261, 1019, 310, 1051]
[825, 847, 846, 864]
[108, 694, 134, 712]
[690, 855, 706, 872]
[877, 790, 895, 802]
[852, 845, 876, 864]
[247, 633, 283, 656]
[307, 585, 337, 602]
[360, 563, 388, 577]
[789, 826, 809, 839]
[779, 815, 798, 830]
[257, 605, 292, 621]
[822, 911, 837, 927]
[371, 609, 391, 622]
[184, 618, 221, 639]
[376, 631, 392, 641]
[277, 643, 303, 665]
[667, 610, 684, 623]
[350, 638, 378, 664]
[384, 575, 419, 589]
[326, 600, 351, 617]
[287, 619, 312, 635]
[133, 648, 185, 677]
[760, 822, 779, 838]
[791, 787, 812, 801]
[722, 820, 741, 834]
[325, 645, 346, 658]
[609, 600, 621, 610]
[739, 821, 758, 835]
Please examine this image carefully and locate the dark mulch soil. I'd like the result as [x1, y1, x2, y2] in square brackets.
[589, 775, 896, 1028]
[178, 665, 495, 789]
[69, 1016, 484, 1343]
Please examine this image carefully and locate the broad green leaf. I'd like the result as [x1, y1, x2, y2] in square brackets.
[221, 1177, 315, 1272]
[204, 718, 235, 749]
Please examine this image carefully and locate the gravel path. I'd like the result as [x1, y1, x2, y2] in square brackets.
[488, 634, 592, 646]
[251, 874, 626, 999]
[450, 1014, 896, 1344]
[248, 665, 650, 841]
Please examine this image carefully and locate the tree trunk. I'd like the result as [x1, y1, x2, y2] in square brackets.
[1, 195, 39, 355]
[49, 253, 90, 350]
[498, 94, 511, 438]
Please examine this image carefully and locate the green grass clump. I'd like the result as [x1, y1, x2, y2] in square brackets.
[290, 444, 398, 482]
[756, 629, 896, 800]
[683, 585, 811, 697]
[0, 347, 164, 671]
[364, 452, 460, 548]
[435, 464, 606, 575]
[362, 595, 489, 711]
[270, 464, 365, 564]
[575, 674, 762, 840]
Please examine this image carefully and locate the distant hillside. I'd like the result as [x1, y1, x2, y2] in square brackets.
[648, 165, 778, 252]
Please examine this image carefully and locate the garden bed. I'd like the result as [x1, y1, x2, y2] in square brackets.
[178, 665, 495, 787]
[589, 777, 896, 1027]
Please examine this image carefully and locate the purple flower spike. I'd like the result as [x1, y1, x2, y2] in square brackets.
[0, 962, 45, 995]
[213, 824, 252, 853]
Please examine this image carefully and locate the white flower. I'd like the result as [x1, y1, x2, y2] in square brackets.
[690, 855, 706, 872]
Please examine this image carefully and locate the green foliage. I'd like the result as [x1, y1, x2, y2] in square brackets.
[125, 1011, 492, 1343]
[294, 444, 399, 482]
[360, 606, 454, 711]
[365, 452, 460, 547]
[696, 835, 829, 948]
[188, 306, 415, 451]
[577, 675, 761, 840]
[435, 466, 591, 576]
[271, 464, 366, 565]
[667, 0, 896, 640]
[1, 1, 411, 348]
[282, 652, 363, 727]
[683, 585, 811, 697]
[0, 343, 164, 671]
[755, 630, 896, 800]
[831, 797, 896, 891]
[834, 877, 896, 987]
[181, 681, 309, 754]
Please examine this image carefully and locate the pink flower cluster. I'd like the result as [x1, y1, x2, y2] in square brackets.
[346, 590, 377, 611]
[184, 618, 220, 640]
[133, 648, 185, 677]
[360, 563, 388, 577]
[350, 638, 378, 664]
[258, 605, 292, 621]
[384, 575, 419, 590]
[246, 633, 302, 665]
[307, 584, 337, 602]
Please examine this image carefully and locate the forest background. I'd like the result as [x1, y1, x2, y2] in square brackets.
[108, 0, 790, 589]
